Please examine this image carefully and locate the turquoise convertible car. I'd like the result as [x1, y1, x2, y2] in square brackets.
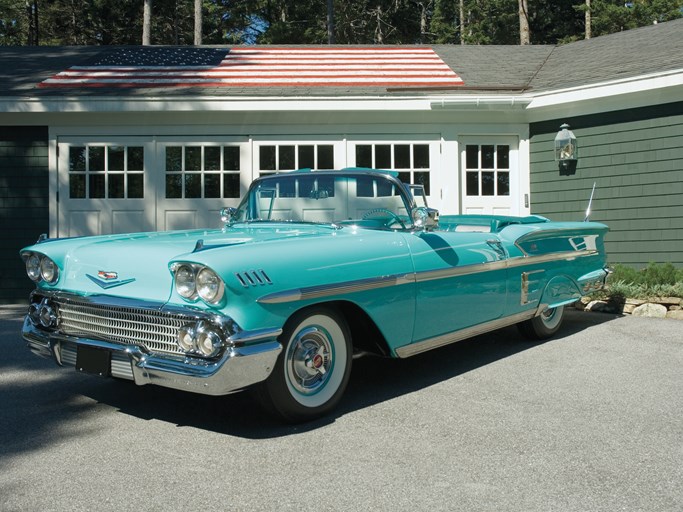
[21, 169, 609, 422]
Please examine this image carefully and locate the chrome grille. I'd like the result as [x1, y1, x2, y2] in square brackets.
[55, 299, 191, 356]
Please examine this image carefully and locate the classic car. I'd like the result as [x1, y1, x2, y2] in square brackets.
[21, 168, 609, 422]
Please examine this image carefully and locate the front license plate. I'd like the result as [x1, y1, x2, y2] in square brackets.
[76, 345, 111, 377]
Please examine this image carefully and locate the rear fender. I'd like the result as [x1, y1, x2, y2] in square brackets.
[540, 275, 582, 310]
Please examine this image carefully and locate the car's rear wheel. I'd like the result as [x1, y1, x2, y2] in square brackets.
[517, 305, 565, 340]
[257, 306, 352, 423]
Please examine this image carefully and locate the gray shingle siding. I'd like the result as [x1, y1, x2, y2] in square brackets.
[0, 127, 49, 304]
[530, 103, 683, 267]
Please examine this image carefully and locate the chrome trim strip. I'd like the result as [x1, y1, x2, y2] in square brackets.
[258, 249, 599, 304]
[395, 309, 538, 358]
[257, 273, 415, 304]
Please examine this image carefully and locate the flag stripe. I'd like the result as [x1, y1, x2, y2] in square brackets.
[40, 47, 464, 89]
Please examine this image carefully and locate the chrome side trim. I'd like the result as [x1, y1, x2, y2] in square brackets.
[257, 273, 415, 304]
[395, 309, 537, 358]
[258, 249, 599, 304]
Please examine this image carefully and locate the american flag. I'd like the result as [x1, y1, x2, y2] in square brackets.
[40, 47, 464, 89]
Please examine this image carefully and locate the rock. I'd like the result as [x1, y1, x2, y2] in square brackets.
[665, 310, 683, 320]
[632, 303, 668, 318]
[622, 304, 637, 314]
[586, 300, 618, 313]
[670, 305, 682, 311]
[654, 297, 682, 306]
[574, 300, 586, 311]
[625, 298, 646, 306]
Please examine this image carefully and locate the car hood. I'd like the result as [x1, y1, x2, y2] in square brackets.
[30, 224, 341, 301]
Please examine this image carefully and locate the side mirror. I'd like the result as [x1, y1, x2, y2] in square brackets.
[220, 207, 238, 225]
[412, 207, 439, 231]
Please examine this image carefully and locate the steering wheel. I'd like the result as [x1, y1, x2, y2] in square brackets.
[361, 208, 407, 230]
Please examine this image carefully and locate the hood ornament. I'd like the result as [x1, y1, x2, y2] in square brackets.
[86, 271, 136, 289]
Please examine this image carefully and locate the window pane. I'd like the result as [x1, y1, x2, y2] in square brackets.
[394, 145, 410, 169]
[466, 171, 479, 196]
[185, 146, 201, 171]
[482, 171, 495, 195]
[166, 174, 182, 198]
[298, 145, 315, 169]
[166, 146, 182, 172]
[356, 145, 372, 168]
[497, 172, 510, 196]
[128, 174, 144, 198]
[278, 178, 295, 198]
[465, 145, 478, 169]
[279, 145, 295, 170]
[128, 147, 144, 171]
[376, 179, 394, 197]
[185, 174, 201, 198]
[375, 144, 391, 169]
[223, 173, 240, 198]
[69, 146, 86, 173]
[413, 144, 429, 169]
[298, 176, 315, 198]
[89, 147, 105, 172]
[318, 176, 335, 197]
[205, 146, 221, 171]
[89, 174, 105, 198]
[260, 146, 276, 171]
[204, 173, 221, 198]
[414, 172, 430, 195]
[69, 175, 85, 198]
[398, 171, 411, 184]
[356, 176, 374, 197]
[317, 145, 334, 169]
[481, 145, 495, 169]
[224, 146, 240, 170]
[108, 146, 125, 171]
[497, 145, 510, 169]
[108, 174, 125, 198]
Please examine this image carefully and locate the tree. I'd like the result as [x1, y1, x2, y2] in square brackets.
[194, 0, 202, 44]
[143, 0, 152, 45]
[518, 0, 529, 44]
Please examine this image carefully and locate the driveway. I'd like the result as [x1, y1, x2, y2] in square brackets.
[1, 305, 681, 512]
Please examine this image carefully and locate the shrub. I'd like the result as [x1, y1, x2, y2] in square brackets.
[604, 263, 683, 299]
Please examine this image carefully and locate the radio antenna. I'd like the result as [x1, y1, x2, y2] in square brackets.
[584, 182, 596, 222]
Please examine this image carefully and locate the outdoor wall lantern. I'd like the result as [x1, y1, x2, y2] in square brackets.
[554, 123, 578, 176]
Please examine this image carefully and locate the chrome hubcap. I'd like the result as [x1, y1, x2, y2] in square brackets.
[287, 326, 333, 395]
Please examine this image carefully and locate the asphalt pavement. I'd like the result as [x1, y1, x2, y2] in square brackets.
[1, 304, 681, 512]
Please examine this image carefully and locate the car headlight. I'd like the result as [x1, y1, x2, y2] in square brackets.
[25, 253, 42, 282]
[23, 252, 59, 284]
[172, 263, 225, 305]
[196, 267, 224, 304]
[174, 264, 197, 299]
[40, 257, 59, 284]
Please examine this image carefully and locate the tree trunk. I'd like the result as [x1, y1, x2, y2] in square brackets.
[26, 0, 39, 45]
[143, 0, 152, 45]
[518, 0, 530, 45]
[327, 0, 335, 44]
[459, 0, 465, 45]
[194, 0, 202, 45]
[585, 0, 591, 39]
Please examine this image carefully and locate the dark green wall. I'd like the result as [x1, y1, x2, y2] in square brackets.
[530, 102, 683, 268]
[0, 126, 49, 304]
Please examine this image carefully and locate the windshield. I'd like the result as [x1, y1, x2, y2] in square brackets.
[233, 173, 413, 229]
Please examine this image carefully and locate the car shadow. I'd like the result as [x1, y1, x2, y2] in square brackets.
[73, 309, 622, 439]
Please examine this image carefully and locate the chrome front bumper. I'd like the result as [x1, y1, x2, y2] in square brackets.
[23, 317, 282, 396]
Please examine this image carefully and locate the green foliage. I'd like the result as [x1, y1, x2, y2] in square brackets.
[1, 0, 682, 46]
[604, 263, 683, 299]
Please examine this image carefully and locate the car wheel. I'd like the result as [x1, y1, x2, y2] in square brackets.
[517, 305, 565, 341]
[257, 306, 352, 423]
